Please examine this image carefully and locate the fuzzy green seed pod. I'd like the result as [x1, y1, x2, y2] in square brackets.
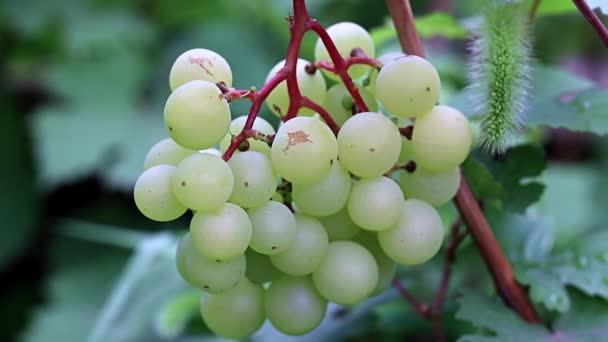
[469, 2, 533, 154]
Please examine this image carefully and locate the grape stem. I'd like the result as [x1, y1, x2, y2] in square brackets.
[222, 0, 375, 161]
[572, 0, 608, 47]
[385, 0, 541, 329]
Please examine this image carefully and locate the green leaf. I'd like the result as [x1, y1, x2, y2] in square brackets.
[415, 12, 469, 39]
[554, 290, 608, 338]
[155, 289, 202, 339]
[461, 157, 504, 200]
[517, 269, 571, 313]
[525, 0, 576, 16]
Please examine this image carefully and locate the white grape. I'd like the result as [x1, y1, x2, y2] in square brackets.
[169, 48, 232, 91]
[199, 148, 222, 156]
[319, 208, 361, 241]
[143, 138, 196, 170]
[248, 201, 297, 255]
[292, 160, 351, 217]
[323, 83, 378, 126]
[338, 112, 402, 178]
[411, 105, 472, 172]
[399, 167, 461, 207]
[347, 177, 404, 231]
[377, 52, 407, 67]
[164, 80, 231, 150]
[219, 116, 276, 157]
[228, 151, 278, 208]
[353, 232, 397, 296]
[134, 165, 187, 222]
[376, 55, 440, 118]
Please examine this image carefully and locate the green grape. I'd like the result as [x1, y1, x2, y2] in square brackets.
[347, 177, 404, 231]
[143, 138, 196, 170]
[398, 137, 414, 163]
[375, 55, 440, 118]
[219, 116, 275, 157]
[292, 160, 351, 217]
[134, 165, 187, 222]
[248, 201, 297, 255]
[314, 22, 375, 81]
[353, 232, 397, 296]
[411, 105, 472, 172]
[228, 151, 278, 208]
[176, 233, 246, 293]
[323, 83, 378, 126]
[172, 153, 233, 212]
[377, 52, 407, 67]
[264, 276, 327, 336]
[245, 249, 281, 284]
[199, 148, 222, 156]
[312, 241, 378, 304]
[270, 214, 329, 276]
[399, 167, 460, 207]
[190, 203, 252, 260]
[265, 58, 327, 117]
[201, 278, 265, 339]
[271, 116, 338, 185]
[319, 208, 361, 241]
[378, 199, 444, 265]
[169, 48, 233, 91]
[338, 112, 401, 178]
[164, 80, 231, 150]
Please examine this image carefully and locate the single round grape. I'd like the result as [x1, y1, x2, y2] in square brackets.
[271, 116, 338, 185]
[248, 201, 297, 255]
[169, 48, 232, 91]
[172, 153, 233, 212]
[245, 249, 281, 284]
[399, 167, 460, 207]
[164, 80, 231, 150]
[143, 138, 196, 170]
[377, 51, 407, 67]
[323, 83, 378, 126]
[176, 233, 246, 292]
[378, 199, 444, 265]
[353, 232, 397, 296]
[312, 241, 378, 304]
[228, 151, 278, 208]
[338, 112, 401, 178]
[219, 116, 276, 157]
[292, 160, 351, 217]
[270, 215, 329, 276]
[265, 58, 327, 117]
[376, 56, 440, 118]
[265, 276, 327, 336]
[134, 165, 187, 222]
[411, 105, 472, 172]
[319, 208, 361, 241]
[190, 203, 252, 260]
[201, 278, 265, 339]
[314, 22, 375, 80]
[347, 177, 404, 231]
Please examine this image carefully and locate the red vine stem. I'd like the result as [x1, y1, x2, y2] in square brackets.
[572, 0, 608, 47]
[385, 0, 540, 324]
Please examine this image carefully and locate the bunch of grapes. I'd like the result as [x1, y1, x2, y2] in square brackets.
[134, 20, 472, 339]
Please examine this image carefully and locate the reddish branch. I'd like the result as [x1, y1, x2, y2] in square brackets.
[222, 0, 375, 161]
[572, 0, 608, 47]
[385, 0, 540, 327]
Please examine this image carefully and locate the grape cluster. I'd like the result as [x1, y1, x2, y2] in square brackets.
[134, 21, 472, 339]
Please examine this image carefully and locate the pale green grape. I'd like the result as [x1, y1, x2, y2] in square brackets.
[265, 59, 327, 117]
[172, 153, 233, 212]
[377, 52, 407, 67]
[319, 208, 361, 241]
[378, 199, 444, 265]
[312, 241, 378, 304]
[347, 177, 404, 231]
[190, 203, 252, 260]
[323, 83, 378, 126]
[375, 56, 440, 118]
[399, 167, 460, 207]
[201, 278, 265, 339]
[398, 137, 415, 164]
[219, 116, 276, 157]
[264, 276, 327, 336]
[292, 160, 351, 217]
[199, 148, 222, 156]
[228, 151, 278, 208]
[271, 116, 338, 185]
[338, 112, 401, 178]
[353, 232, 397, 296]
[143, 138, 196, 170]
[314, 22, 375, 80]
[270, 215, 329, 276]
[134, 165, 187, 222]
[176, 233, 246, 292]
[248, 201, 297, 255]
[164, 80, 231, 150]
[245, 249, 282, 284]
[169, 48, 232, 91]
[411, 105, 472, 172]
